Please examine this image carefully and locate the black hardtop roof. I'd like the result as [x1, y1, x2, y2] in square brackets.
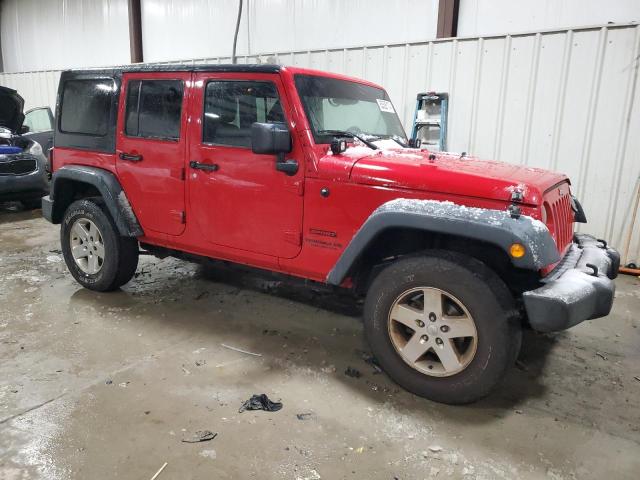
[62, 63, 281, 77]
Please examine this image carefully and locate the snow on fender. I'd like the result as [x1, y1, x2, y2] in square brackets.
[327, 198, 560, 285]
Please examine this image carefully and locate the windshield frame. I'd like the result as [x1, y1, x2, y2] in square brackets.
[293, 74, 407, 145]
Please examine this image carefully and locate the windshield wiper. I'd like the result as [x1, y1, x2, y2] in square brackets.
[317, 130, 378, 150]
[387, 135, 408, 148]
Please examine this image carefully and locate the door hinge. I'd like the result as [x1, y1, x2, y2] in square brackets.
[181, 211, 186, 224]
[180, 167, 186, 180]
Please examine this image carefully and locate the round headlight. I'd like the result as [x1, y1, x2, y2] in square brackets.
[28, 141, 43, 156]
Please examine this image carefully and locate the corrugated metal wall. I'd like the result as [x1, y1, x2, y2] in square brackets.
[0, 70, 61, 111]
[1, 23, 638, 263]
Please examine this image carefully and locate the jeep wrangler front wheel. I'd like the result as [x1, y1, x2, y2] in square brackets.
[363, 251, 521, 404]
[61, 199, 139, 292]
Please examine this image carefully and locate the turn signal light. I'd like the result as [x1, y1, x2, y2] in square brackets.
[509, 243, 526, 258]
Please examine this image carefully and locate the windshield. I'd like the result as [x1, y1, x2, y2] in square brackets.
[294, 74, 407, 144]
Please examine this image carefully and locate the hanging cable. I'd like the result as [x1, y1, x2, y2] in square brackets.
[231, 0, 243, 64]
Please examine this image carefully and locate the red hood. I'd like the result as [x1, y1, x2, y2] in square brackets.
[319, 147, 568, 206]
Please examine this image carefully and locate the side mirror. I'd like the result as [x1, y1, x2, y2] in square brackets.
[251, 122, 298, 176]
[251, 122, 291, 155]
[20, 125, 30, 134]
[408, 138, 421, 148]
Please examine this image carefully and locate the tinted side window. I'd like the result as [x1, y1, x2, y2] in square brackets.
[125, 80, 183, 140]
[60, 79, 114, 136]
[203, 81, 284, 148]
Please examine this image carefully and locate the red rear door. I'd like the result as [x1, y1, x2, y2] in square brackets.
[187, 72, 304, 258]
[116, 72, 190, 236]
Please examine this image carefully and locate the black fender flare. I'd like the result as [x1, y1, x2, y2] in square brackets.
[326, 198, 560, 285]
[43, 165, 143, 237]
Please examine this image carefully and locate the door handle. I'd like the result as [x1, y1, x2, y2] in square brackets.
[119, 152, 143, 162]
[190, 160, 219, 172]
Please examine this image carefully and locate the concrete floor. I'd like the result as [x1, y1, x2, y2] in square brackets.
[1, 204, 639, 480]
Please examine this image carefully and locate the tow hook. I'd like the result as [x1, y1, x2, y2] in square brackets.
[585, 263, 599, 277]
[508, 204, 521, 219]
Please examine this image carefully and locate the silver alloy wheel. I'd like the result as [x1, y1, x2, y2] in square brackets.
[69, 218, 105, 275]
[388, 287, 478, 377]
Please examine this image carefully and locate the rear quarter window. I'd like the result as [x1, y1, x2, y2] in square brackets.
[60, 79, 115, 136]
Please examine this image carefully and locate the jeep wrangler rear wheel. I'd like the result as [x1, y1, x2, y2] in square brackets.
[364, 251, 521, 404]
[61, 199, 139, 292]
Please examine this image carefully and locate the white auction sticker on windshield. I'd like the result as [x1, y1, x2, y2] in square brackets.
[376, 99, 395, 113]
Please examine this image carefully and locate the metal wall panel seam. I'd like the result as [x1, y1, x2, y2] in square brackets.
[550, 29, 574, 172]
[399, 44, 411, 122]
[605, 25, 640, 248]
[576, 27, 608, 200]
[467, 38, 484, 152]
[493, 35, 512, 159]
[382, 45, 389, 86]
[446, 39, 459, 145]
[425, 42, 434, 90]
[520, 32, 542, 166]
[342, 48, 347, 75]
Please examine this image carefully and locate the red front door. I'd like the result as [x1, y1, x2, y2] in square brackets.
[187, 72, 304, 258]
[116, 72, 191, 236]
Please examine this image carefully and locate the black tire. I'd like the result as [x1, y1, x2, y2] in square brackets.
[363, 251, 522, 405]
[61, 198, 139, 292]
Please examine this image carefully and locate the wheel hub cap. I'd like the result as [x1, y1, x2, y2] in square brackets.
[69, 218, 105, 275]
[387, 287, 478, 377]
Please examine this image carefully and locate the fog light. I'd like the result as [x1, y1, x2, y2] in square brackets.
[509, 243, 526, 258]
[330, 139, 347, 155]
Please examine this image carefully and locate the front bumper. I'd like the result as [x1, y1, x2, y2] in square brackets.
[0, 153, 50, 201]
[523, 234, 620, 332]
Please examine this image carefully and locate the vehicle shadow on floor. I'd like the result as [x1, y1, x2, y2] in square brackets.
[0, 201, 41, 224]
[196, 262, 561, 416]
[196, 261, 363, 317]
[68, 258, 561, 424]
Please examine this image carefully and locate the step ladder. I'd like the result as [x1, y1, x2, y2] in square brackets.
[410, 92, 448, 152]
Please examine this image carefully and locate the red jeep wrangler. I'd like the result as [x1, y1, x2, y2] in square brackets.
[42, 64, 619, 404]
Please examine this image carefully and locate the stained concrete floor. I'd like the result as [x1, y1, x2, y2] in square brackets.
[0, 204, 639, 480]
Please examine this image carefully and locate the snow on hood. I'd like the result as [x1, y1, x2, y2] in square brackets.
[320, 142, 567, 206]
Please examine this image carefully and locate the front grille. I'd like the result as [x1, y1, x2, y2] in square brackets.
[544, 183, 574, 253]
[0, 154, 37, 176]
